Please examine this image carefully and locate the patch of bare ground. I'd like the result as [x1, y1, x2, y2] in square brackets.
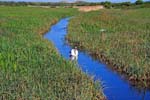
[74, 5, 104, 12]
[27, 5, 48, 8]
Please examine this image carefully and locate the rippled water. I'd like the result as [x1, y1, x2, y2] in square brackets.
[44, 18, 150, 100]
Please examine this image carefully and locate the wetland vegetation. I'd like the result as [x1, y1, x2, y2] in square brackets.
[0, 6, 105, 99]
[67, 8, 150, 88]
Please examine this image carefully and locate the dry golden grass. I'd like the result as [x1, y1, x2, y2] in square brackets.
[74, 5, 104, 12]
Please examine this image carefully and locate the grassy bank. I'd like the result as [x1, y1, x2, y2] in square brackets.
[67, 8, 150, 88]
[0, 6, 105, 99]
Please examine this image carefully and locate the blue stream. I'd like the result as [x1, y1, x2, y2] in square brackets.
[44, 18, 150, 100]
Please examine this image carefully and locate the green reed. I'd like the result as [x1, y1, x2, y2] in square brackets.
[67, 8, 150, 86]
[0, 6, 105, 99]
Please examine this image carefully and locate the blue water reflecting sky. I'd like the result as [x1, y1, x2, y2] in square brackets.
[1, 0, 150, 3]
[44, 17, 150, 100]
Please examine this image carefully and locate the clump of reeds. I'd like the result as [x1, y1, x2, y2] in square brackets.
[0, 6, 105, 99]
[67, 8, 150, 88]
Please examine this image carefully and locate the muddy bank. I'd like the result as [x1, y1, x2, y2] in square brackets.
[39, 19, 58, 35]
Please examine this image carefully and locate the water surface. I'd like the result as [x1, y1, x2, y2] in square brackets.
[44, 18, 150, 100]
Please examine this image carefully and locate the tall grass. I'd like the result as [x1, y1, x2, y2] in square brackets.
[0, 6, 105, 99]
[67, 8, 150, 87]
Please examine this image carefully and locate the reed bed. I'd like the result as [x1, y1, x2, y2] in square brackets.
[0, 6, 105, 99]
[67, 8, 150, 88]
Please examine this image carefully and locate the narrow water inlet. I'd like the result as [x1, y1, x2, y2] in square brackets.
[44, 18, 150, 100]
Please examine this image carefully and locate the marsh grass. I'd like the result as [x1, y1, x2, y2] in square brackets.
[67, 8, 150, 88]
[0, 6, 105, 99]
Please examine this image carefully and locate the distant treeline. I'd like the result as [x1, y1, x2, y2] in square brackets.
[111, 1, 150, 9]
[0, 1, 101, 7]
[0, 0, 150, 9]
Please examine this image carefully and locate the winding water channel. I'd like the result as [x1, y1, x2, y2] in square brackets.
[44, 18, 150, 100]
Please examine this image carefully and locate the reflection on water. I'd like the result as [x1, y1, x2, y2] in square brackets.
[44, 18, 150, 100]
